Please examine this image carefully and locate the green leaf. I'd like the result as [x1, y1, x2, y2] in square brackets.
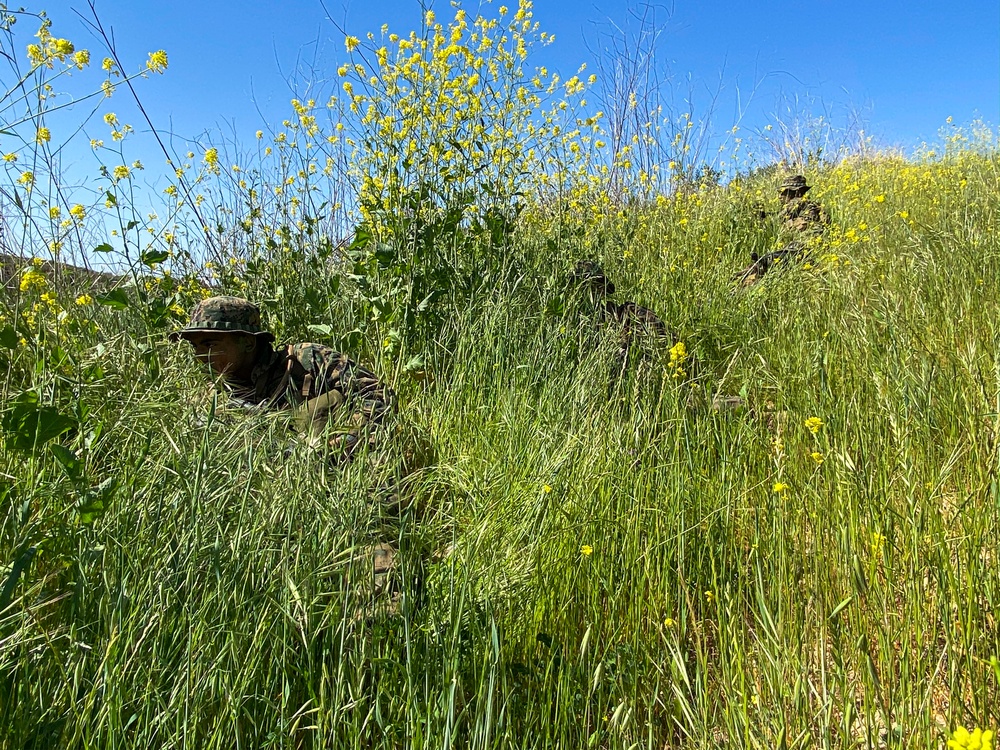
[96, 289, 130, 309]
[125, 220, 139, 232]
[76, 476, 117, 524]
[307, 324, 334, 338]
[140, 249, 169, 266]
[94, 243, 115, 253]
[0, 544, 36, 612]
[404, 354, 426, 373]
[349, 224, 373, 252]
[0, 326, 17, 349]
[105, 190, 117, 207]
[49, 444, 82, 480]
[2, 392, 76, 451]
[828, 596, 853, 620]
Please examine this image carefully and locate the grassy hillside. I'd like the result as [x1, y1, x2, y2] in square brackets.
[1, 5, 999, 749]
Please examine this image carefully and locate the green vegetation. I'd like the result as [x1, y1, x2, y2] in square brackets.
[1, 3, 999, 748]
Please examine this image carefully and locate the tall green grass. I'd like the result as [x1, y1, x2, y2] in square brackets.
[1, 3, 1000, 748]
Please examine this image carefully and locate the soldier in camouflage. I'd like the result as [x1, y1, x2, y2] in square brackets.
[171, 296, 408, 622]
[169, 296, 394, 460]
[735, 174, 830, 286]
[568, 260, 691, 393]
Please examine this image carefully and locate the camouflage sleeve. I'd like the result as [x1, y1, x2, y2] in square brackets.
[783, 200, 828, 233]
[287, 343, 395, 434]
[619, 302, 669, 338]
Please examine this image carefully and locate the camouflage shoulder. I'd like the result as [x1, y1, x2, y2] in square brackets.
[287, 342, 352, 373]
[620, 301, 669, 335]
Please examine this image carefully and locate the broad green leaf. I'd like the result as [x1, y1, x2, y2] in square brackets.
[0, 326, 17, 349]
[2, 393, 76, 451]
[96, 289, 130, 309]
[307, 324, 334, 338]
[140, 249, 169, 266]
[49, 443, 82, 480]
[76, 477, 117, 524]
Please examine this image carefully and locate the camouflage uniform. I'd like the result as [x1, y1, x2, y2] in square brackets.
[171, 296, 394, 457]
[172, 296, 408, 621]
[568, 261, 680, 393]
[236, 343, 392, 439]
[735, 175, 829, 286]
[778, 195, 828, 235]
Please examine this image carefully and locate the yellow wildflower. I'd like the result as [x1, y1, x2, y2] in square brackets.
[580, 544, 593, 556]
[48, 206, 60, 219]
[203, 147, 219, 168]
[36, 127, 51, 144]
[805, 417, 823, 434]
[113, 164, 130, 180]
[948, 727, 994, 750]
[542, 484, 552, 494]
[26, 44, 44, 67]
[19, 267, 47, 292]
[668, 341, 688, 378]
[146, 49, 168, 73]
[51, 38, 74, 56]
[75, 294, 94, 306]
[810, 451, 824, 465]
[773, 482, 789, 494]
[345, 35, 361, 53]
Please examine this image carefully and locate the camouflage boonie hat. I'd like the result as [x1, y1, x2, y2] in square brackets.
[568, 260, 616, 296]
[779, 175, 812, 195]
[169, 296, 275, 342]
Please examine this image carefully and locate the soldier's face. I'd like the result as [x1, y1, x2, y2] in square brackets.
[185, 332, 257, 379]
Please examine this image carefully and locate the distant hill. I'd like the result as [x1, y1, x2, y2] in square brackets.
[0, 254, 120, 293]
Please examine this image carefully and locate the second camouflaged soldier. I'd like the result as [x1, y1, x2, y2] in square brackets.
[735, 174, 830, 285]
[170, 296, 394, 460]
[568, 260, 692, 394]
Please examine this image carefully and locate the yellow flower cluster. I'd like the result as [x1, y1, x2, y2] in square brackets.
[19, 267, 48, 293]
[26, 20, 88, 70]
[668, 340, 688, 379]
[146, 49, 168, 73]
[948, 727, 994, 750]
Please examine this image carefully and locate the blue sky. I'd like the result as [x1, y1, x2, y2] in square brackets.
[26, 0, 1000, 179]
